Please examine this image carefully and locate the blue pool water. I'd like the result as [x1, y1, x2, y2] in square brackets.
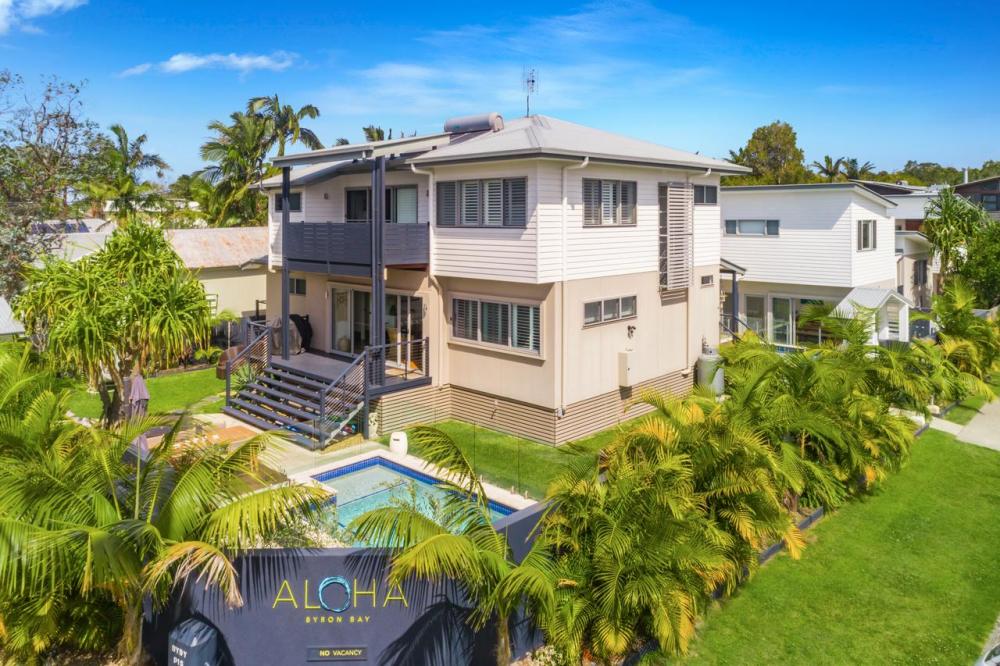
[312, 457, 515, 530]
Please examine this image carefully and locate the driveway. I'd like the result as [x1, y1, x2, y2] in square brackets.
[958, 398, 1000, 452]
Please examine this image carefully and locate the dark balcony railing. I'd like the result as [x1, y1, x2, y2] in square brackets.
[283, 221, 428, 272]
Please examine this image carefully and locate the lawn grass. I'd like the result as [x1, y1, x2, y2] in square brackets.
[943, 376, 1000, 425]
[66, 367, 226, 419]
[389, 418, 630, 499]
[643, 429, 1000, 665]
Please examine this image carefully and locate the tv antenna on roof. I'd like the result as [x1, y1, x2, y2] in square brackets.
[523, 67, 538, 117]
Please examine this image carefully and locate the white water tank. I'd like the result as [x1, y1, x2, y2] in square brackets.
[697, 348, 725, 395]
[443, 112, 504, 134]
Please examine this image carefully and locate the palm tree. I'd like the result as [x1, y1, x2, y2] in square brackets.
[924, 187, 990, 276]
[541, 438, 726, 662]
[198, 111, 274, 226]
[616, 390, 803, 591]
[335, 137, 350, 146]
[913, 279, 1000, 379]
[362, 125, 386, 142]
[810, 155, 844, 182]
[842, 157, 876, 180]
[350, 426, 555, 666]
[81, 123, 170, 222]
[247, 94, 323, 157]
[0, 343, 329, 662]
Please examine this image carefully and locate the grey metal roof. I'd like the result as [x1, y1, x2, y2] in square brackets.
[165, 227, 268, 269]
[835, 287, 912, 318]
[260, 159, 355, 188]
[410, 115, 749, 173]
[722, 182, 897, 208]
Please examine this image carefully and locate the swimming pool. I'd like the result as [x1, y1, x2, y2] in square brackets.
[312, 457, 515, 530]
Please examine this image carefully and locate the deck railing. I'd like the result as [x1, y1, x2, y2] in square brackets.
[225, 323, 271, 407]
[283, 221, 429, 269]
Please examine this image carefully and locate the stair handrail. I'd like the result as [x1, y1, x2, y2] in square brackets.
[316, 350, 368, 443]
[720, 313, 755, 340]
[225, 324, 271, 407]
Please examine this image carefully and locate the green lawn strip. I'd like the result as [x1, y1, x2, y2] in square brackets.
[944, 377, 1000, 425]
[66, 367, 226, 419]
[387, 418, 633, 500]
[650, 429, 1000, 665]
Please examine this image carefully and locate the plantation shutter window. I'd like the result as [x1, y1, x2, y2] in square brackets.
[461, 181, 481, 225]
[512, 304, 540, 353]
[583, 179, 637, 226]
[583, 179, 601, 225]
[484, 179, 503, 226]
[503, 178, 527, 226]
[437, 178, 527, 227]
[658, 182, 693, 290]
[480, 301, 510, 345]
[452, 298, 478, 340]
[437, 182, 458, 226]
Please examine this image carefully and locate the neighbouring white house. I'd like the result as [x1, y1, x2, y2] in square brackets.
[720, 183, 911, 347]
[227, 112, 750, 448]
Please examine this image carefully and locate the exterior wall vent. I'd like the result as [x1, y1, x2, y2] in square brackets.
[443, 112, 504, 134]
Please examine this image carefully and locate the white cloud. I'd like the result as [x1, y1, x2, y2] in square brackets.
[0, 0, 85, 33]
[120, 51, 297, 77]
[317, 2, 720, 122]
[118, 62, 151, 78]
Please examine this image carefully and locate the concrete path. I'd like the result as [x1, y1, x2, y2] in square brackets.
[957, 398, 1000, 452]
[926, 416, 965, 436]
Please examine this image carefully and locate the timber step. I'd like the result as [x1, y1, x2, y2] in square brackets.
[262, 367, 328, 391]
[220, 406, 318, 450]
[234, 392, 319, 422]
[226, 398, 324, 439]
[243, 382, 322, 412]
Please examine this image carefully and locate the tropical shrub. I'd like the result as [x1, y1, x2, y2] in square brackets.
[14, 222, 212, 423]
[0, 349, 327, 664]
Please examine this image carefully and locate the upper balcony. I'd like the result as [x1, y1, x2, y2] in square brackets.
[283, 221, 429, 276]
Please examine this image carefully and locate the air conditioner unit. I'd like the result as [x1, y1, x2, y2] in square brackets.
[618, 351, 635, 387]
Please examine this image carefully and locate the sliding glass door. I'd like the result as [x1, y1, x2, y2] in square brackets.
[330, 286, 424, 370]
[771, 297, 793, 345]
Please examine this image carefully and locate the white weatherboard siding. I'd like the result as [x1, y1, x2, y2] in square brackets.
[850, 196, 896, 287]
[887, 193, 935, 221]
[536, 163, 721, 282]
[431, 161, 539, 283]
[721, 190, 854, 288]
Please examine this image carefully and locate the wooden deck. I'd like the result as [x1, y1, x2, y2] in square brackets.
[272, 352, 352, 382]
[271, 351, 431, 393]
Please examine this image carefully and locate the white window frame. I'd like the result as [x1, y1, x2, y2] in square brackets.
[583, 178, 637, 226]
[693, 184, 718, 205]
[724, 219, 779, 236]
[858, 219, 877, 251]
[583, 295, 637, 327]
[448, 293, 543, 357]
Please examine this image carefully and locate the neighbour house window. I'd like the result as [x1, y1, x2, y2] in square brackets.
[724, 219, 779, 236]
[289, 278, 306, 295]
[858, 219, 877, 251]
[583, 179, 637, 226]
[981, 194, 999, 212]
[451, 297, 541, 353]
[344, 186, 419, 223]
[693, 185, 718, 205]
[583, 296, 637, 326]
[701, 274, 714, 286]
[273, 192, 302, 212]
[436, 178, 527, 227]
[914, 259, 928, 286]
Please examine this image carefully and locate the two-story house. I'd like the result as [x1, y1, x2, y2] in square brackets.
[222, 113, 749, 448]
[720, 183, 911, 348]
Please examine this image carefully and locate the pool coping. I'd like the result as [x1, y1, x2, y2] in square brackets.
[288, 449, 536, 513]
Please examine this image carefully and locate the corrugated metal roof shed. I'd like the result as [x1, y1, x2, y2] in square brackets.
[165, 227, 268, 269]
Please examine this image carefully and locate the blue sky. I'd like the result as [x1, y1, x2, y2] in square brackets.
[2, 0, 998, 177]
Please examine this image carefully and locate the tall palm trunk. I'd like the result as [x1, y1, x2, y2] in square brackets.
[495, 621, 512, 666]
